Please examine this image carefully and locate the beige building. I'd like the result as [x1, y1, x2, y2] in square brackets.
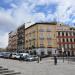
[8, 22, 75, 56]
[25, 22, 75, 56]
[8, 31, 18, 51]
[25, 22, 57, 55]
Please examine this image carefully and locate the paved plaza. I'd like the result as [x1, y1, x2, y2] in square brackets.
[0, 57, 75, 75]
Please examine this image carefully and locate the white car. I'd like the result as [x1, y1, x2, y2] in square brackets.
[19, 53, 29, 60]
[11, 53, 20, 59]
[19, 53, 29, 56]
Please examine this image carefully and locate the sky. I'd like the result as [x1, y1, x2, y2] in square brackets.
[0, 0, 75, 48]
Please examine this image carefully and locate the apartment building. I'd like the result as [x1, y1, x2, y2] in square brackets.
[8, 22, 75, 56]
[8, 31, 17, 51]
[25, 22, 75, 56]
[25, 22, 57, 55]
[56, 24, 75, 56]
[17, 24, 25, 52]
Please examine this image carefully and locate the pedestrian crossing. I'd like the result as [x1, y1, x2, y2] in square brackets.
[0, 66, 21, 75]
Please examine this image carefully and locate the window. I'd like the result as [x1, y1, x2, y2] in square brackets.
[47, 33, 51, 38]
[48, 40, 51, 46]
[66, 32, 68, 36]
[70, 38, 72, 42]
[40, 39, 44, 47]
[74, 38, 75, 42]
[62, 32, 64, 36]
[67, 38, 69, 42]
[40, 32, 44, 38]
[58, 32, 60, 36]
[63, 38, 65, 42]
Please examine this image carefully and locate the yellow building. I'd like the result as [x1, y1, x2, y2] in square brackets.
[25, 22, 57, 55]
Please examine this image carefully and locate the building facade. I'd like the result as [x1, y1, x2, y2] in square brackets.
[25, 22, 75, 56]
[8, 22, 75, 56]
[56, 24, 75, 56]
[17, 24, 25, 52]
[8, 31, 18, 51]
[25, 22, 58, 55]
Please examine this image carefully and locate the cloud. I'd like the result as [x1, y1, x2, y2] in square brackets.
[0, 7, 15, 32]
[54, 0, 75, 24]
[10, 3, 17, 8]
[0, 32, 8, 48]
[0, 0, 75, 48]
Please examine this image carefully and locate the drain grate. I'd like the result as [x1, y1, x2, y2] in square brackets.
[0, 66, 21, 75]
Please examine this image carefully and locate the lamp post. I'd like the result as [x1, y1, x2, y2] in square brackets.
[62, 47, 64, 63]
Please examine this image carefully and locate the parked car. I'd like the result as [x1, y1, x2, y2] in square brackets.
[25, 55, 35, 61]
[31, 55, 38, 61]
[0, 52, 11, 58]
[15, 54, 21, 59]
[19, 53, 29, 60]
[0, 52, 4, 58]
[11, 53, 19, 59]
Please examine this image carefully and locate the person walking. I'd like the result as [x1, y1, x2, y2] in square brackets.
[37, 55, 40, 63]
[54, 55, 57, 65]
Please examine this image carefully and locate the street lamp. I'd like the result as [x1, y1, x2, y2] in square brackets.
[62, 47, 64, 63]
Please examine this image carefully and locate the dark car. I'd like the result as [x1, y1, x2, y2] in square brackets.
[0, 52, 11, 58]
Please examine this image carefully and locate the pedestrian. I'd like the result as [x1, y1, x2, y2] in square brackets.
[19, 55, 22, 61]
[40, 56, 42, 61]
[37, 55, 40, 63]
[54, 55, 57, 65]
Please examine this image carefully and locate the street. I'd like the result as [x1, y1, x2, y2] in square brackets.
[0, 57, 75, 75]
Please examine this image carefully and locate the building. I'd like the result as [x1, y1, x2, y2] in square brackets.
[17, 24, 25, 52]
[8, 31, 18, 51]
[25, 22, 57, 55]
[25, 22, 75, 56]
[56, 24, 75, 56]
[8, 22, 75, 56]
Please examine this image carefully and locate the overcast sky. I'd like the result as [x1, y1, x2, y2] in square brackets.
[0, 0, 75, 48]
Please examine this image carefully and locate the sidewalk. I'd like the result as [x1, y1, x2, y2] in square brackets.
[0, 58, 75, 75]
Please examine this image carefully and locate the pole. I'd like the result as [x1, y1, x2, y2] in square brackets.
[62, 47, 64, 63]
[67, 51, 69, 64]
[63, 52, 64, 63]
